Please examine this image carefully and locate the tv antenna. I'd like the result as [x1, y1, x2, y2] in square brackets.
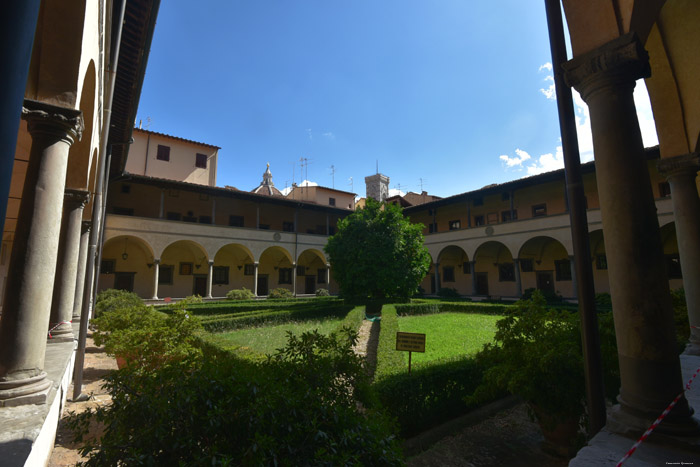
[348, 177, 353, 193]
[419, 177, 427, 192]
[329, 165, 335, 188]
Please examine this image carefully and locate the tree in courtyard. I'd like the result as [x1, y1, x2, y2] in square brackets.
[324, 198, 432, 300]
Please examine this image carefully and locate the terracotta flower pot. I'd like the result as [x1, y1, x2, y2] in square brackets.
[529, 403, 581, 458]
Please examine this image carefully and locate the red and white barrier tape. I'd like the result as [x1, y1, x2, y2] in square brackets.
[616, 366, 700, 466]
[48, 320, 72, 339]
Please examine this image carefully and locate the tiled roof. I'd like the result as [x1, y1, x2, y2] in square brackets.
[133, 127, 220, 149]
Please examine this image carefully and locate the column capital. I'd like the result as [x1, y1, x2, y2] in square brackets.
[657, 153, 700, 180]
[153, 258, 161, 265]
[21, 99, 84, 144]
[563, 33, 650, 102]
[254, 262, 259, 266]
[64, 189, 90, 209]
[208, 260, 214, 266]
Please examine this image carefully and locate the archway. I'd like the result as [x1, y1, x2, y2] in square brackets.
[160, 240, 209, 298]
[258, 246, 293, 296]
[436, 245, 470, 296]
[99, 235, 154, 298]
[518, 236, 572, 298]
[473, 241, 515, 298]
[297, 248, 328, 295]
[213, 243, 255, 296]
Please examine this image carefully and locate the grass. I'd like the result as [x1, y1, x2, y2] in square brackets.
[207, 316, 346, 356]
[398, 312, 502, 367]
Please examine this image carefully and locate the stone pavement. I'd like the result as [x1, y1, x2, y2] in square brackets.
[48, 333, 117, 467]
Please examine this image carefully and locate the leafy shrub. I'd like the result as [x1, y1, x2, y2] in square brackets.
[437, 287, 460, 298]
[594, 293, 612, 312]
[394, 301, 513, 317]
[200, 304, 352, 333]
[521, 287, 563, 304]
[472, 290, 619, 431]
[373, 305, 405, 380]
[267, 287, 294, 299]
[226, 287, 255, 300]
[68, 329, 403, 466]
[315, 288, 330, 297]
[94, 289, 143, 317]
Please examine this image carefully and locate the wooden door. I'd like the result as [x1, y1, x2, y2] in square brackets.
[114, 272, 134, 292]
[305, 275, 316, 294]
[536, 271, 555, 294]
[257, 275, 269, 296]
[193, 275, 207, 296]
[476, 272, 489, 296]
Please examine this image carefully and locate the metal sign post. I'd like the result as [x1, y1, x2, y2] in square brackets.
[396, 331, 426, 374]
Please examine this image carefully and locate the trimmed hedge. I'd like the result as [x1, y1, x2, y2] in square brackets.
[394, 301, 515, 317]
[373, 305, 405, 380]
[373, 357, 504, 437]
[199, 304, 354, 333]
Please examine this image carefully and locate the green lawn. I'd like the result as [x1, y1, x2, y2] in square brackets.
[398, 312, 502, 366]
[207, 316, 346, 356]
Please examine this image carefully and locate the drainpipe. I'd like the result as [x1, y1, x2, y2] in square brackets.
[544, 0, 605, 435]
[73, 0, 127, 401]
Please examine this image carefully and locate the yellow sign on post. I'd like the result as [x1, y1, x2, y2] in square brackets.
[396, 332, 426, 374]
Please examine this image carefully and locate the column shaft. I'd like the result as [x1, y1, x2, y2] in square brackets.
[564, 34, 696, 433]
[152, 259, 160, 300]
[72, 221, 91, 320]
[433, 263, 440, 294]
[513, 259, 522, 298]
[659, 153, 700, 355]
[470, 261, 477, 295]
[49, 189, 89, 339]
[0, 100, 83, 405]
[292, 262, 297, 297]
[569, 255, 578, 300]
[159, 190, 164, 218]
[253, 262, 259, 296]
[206, 260, 214, 299]
[325, 264, 330, 290]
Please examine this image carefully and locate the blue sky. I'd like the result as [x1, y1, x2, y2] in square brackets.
[136, 1, 658, 199]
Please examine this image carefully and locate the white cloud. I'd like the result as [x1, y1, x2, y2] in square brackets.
[539, 62, 552, 72]
[281, 179, 318, 196]
[306, 128, 313, 140]
[322, 131, 335, 140]
[388, 188, 405, 197]
[634, 80, 659, 148]
[526, 146, 564, 176]
[539, 63, 556, 100]
[499, 148, 531, 168]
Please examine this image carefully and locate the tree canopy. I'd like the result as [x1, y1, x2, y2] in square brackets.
[324, 198, 432, 300]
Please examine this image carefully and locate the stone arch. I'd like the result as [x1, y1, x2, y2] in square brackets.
[436, 245, 470, 295]
[28, 0, 87, 107]
[99, 235, 155, 298]
[518, 236, 573, 298]
[213, 243, 255, 295]
[297, 248, 328, 295]
[258, 246, 294, 295]
[66, 59, 96, 190]
[159, 240, 210, 298]
[472, 241, 515, 298]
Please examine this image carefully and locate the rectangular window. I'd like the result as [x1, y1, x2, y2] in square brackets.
[473, 197, 484, 206]
[498, 263, 515, 282]
[283, 221, 295, 232]
[487, 212, 499, 224]
[520, 259, 534, 272]
[463, 262, 471, 275]
[297, 265, 306, 276]
[258, 224, 270, 230]
[166, 212, 181, 221]
[157, 145, 170, 161]
[448, 220, 461, 230]
[113, 207, 134, 216]
[213, 266, 229, 285]
[244, 264, 255, 276]
[532, 204, 547, 217]
[474, 215, 485, 226]
[182, 215, 197, 223]
[329, 197, 336, 206]
[317, 268, 327, 284]
[100, 259, 115, 274]
[659, 182, 671, 198]
[666, 254, 682, 278]
[199, 215, 212, 224]
[555, 259, 572, 281]
[196, 153, 207, 169]
[229, 215, 244, 227]
[121, 184, 131, 194]
[179, 262, 193, 276]
[279, 268, 292, 284]
[501, 210, 518, 222]
[159, 265, 174, 285]
[443, 266, 455, 282]
[596, 255, 608, 270]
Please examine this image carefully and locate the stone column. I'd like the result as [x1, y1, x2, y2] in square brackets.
[325, 263, 330, 288]
[49, 189, 90, 340]
[253, 262, 259, 296]
[433, 262, 440, 294]
[658, 153, 700, 355]
[256, 206, 260, 229]
[569, 255, 578, 300]
[326, 214, 330, 235]
[564, 34, 697, 434]
[159, 190, 165, 218]
[72, 221, 91, 320]
[206, 260, 214, 299]
[292, 262, 297, 297]
[470, 261, 477, 295]
[513, 259, 522, 298]
[0, 100, 83, 406]
[151, 259, 160, 300]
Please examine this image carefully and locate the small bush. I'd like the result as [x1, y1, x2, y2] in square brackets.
[521, 287, 563, 304]
[437, 287, 460, 298]
[315, 288, 330, 297]
[94, 289, 143, 317]
[268, 287, 293, 299]
[595, 293, 612, 311]
[226, 287, 254, 300]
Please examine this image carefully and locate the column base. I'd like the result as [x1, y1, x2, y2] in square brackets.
[48, 323, 74, 341]
[607, 403, 700, 438]
[0, 372, 52, 407]
[684, 336, 700, 356]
